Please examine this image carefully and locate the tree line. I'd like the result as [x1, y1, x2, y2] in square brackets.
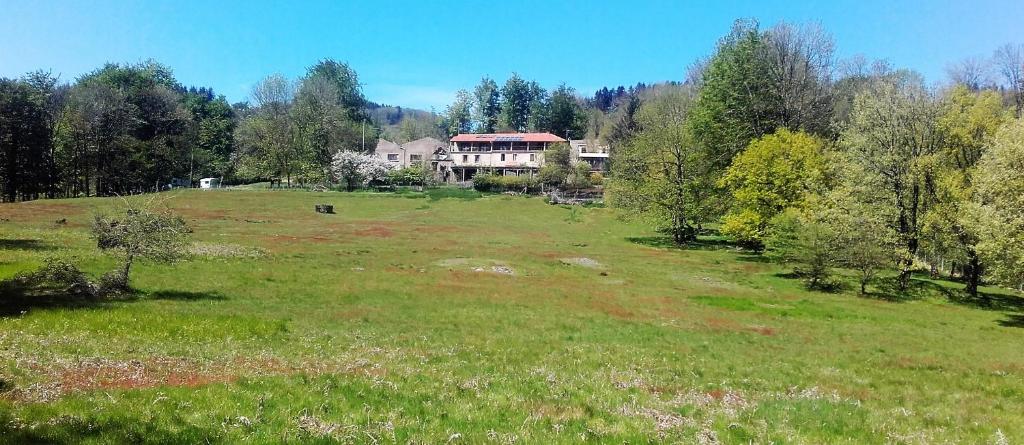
[606, 19, 1024, 300]
[0, 58, 391, 199]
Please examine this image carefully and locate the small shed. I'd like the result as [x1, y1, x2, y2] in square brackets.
[199, 178, 220, 189]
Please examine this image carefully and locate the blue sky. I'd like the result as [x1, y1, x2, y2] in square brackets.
[2, 0, 1022, 110]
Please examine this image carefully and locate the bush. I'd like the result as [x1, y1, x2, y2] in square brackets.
[765, 209, 839, 290]
[0, 257, 99, 300]
[388, 165, 432, 186]
[472, 174, 539, 193]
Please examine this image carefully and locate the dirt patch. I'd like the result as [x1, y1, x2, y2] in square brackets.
[590, 297, 636, 320]
[0, 202, 82, 223]
[352, 226, 394, 238]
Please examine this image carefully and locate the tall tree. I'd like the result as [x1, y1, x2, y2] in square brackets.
[920, 86, 1004, 299]
[546, 84, 587, 140]
[234, 75, 306, 186]
[442, 89, 474, 137]
[608, 87, 718, 244]
[975, 117, 1024, 292]
[720, 129, 830, 247]
[473, 77, 500, 133]
[0, 79, 52, 201]
[841, 72, 943, 290]
[993, 43, 1024, 117]
[688, 19, 778, 167]
[499, 73, 533, 131]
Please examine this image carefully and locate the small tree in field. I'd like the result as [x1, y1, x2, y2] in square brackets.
[92, 199, 190, 290]
[832, 197, 897, 295]
[330, 151, 394, 190]
[765, 208, 838, 290]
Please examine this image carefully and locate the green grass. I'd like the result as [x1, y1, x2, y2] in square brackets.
[0, 189, 1021, 443]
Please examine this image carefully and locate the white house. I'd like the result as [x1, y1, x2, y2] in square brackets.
[569, 139, 610, 172]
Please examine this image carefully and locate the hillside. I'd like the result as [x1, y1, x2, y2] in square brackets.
[0, 190, 1022, 443]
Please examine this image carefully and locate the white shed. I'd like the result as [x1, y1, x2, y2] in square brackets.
[199, 178, 220, 189]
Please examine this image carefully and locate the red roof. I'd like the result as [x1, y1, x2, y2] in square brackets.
[450, 133, 567, 143]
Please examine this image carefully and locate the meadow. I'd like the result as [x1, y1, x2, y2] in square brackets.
[0, 189, 1022, 444]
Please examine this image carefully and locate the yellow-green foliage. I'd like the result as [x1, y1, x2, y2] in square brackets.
[975, 117, 1024, 287]
[720, 129, 828, 246]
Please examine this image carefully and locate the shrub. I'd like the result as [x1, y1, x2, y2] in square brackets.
[765, 209, 839, 290]
[92, 200, 190, 288]
[0, 257, 100, 300]
[472, 174, 539, 193]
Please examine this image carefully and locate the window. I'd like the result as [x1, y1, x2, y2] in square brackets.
[410, 154, 423, 165]
[387, 153, 399, 162]
[500, 154, 506, 161]
[474, 155, 481, 163]
[462, 155, 468, 162]
[530, 154, 536, 162]
[513, 154, 518, 161]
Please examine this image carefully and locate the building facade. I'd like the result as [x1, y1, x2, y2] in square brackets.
[374, 137, 447, 169]
[569, 139, 610, 172]
[448, 133, 566, 181]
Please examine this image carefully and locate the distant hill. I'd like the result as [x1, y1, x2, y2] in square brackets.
[365, 102, 446, 143]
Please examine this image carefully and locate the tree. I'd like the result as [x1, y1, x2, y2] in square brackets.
[0, 78, 52, 201]
[945, 56, 993, 91]
[473, 77, 500, 132]
[720, 128, 830, 247]
[689, 19, 777, 166]
[92, 198, 190, 289]
[525, 81, 548, 131]
[761, 22, 835, 136]
[182, 88, 235, 181]
[764, 207, 838, 290]
[329, 151, 393, 191]
[831, 194, 896, 295]
[234, 75, 312, 186]
[993, 43, 1023, 117]
[547, 85, 587, 140]
[607, 87, 717, 244]
[688, 20, 834, 170]
[499, 73, 533, 131]
[304, 59, 369, 122]
[841, 72, 942, 291]
[920, 86, 1005, 300]
[442, 89, 474, 137]
[974, 117, 1024, 292]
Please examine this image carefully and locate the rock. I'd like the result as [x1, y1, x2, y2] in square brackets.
[491, 266, 514, 275]
[560, 257, 603, 268]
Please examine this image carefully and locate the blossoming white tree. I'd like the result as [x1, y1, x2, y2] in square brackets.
[330, 151, 394, 191]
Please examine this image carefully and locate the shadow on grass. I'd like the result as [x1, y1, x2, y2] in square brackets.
[862, 276, 948, 302]
[0, 239, 55, 251]
[0, 412, 221, 444]
[149, 290, 227, 301]
[0, 285, 225, 316]
[0, 286, 134, 316]
[998, 314, 1024, 328]
[626, 235, 736, 252]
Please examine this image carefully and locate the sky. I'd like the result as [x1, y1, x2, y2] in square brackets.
[2, 0, 1022, 110]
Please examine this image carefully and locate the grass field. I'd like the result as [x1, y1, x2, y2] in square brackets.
[0, 189, 1022, 444]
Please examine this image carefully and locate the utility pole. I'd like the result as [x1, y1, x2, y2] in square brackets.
[361, 119, 366, 151]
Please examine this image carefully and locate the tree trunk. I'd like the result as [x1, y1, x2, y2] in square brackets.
[965, 251, 985, 305]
